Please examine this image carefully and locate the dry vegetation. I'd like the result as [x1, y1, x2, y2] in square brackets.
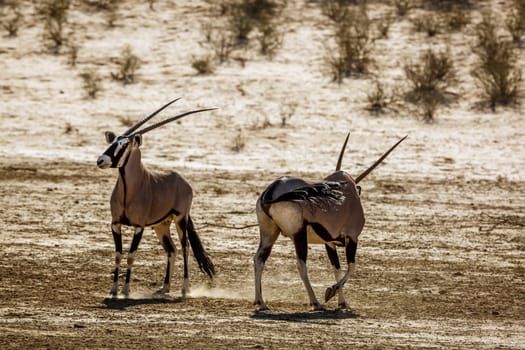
[1, 0, 524, 349]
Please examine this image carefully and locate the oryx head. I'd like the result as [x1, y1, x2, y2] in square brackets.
[97, 98, 215, 169]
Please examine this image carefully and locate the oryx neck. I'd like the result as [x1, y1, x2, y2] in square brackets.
[118, 147, 146, 205]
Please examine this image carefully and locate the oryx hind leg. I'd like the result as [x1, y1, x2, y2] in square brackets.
[254, 209, 280, 311]
[175, 216, 190, 298]
[325, 238, 357, 304]
[325, 244, 349, 309]
[154, 220, 176, 295]
[293, 225, 325, 311]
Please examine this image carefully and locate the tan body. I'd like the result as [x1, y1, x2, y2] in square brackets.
[254, 134, 406, 311]
[97, 99, 215, 298]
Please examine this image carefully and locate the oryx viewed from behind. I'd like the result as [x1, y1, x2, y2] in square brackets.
[254, 133, 406, 311]
[97, 98, 216, 298]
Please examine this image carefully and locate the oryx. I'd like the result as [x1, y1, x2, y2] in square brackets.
[97, 98, 216, 298]
[254, 133, 406, 311]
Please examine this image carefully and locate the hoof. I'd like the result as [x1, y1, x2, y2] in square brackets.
[311, 303, 327, 311]
[154, 286, 170, 295]
[254, 300, 270, 312]
[337, 302, 349, 310]
[325, 286, 337, 302]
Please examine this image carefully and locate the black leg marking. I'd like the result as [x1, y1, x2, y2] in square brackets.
[112, 228, 122, 254]
[164, 259, 171, 285]
[162, 235, 175, 253]
[129, 228, 144, 254]
[113, 268, 119, 283]
[310, 222, 344, 246]
[255, 244, 273, 264]
[293, 224, 308, 263]
[346, 239, 358, 264]
[161, 235, 175, 286]
[125, 269, 132, 284]
[178, 218, 189, 280]
[325, 244, 341, 270]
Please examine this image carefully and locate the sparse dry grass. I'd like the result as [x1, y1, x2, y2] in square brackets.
[404, 48, 456, 121]
[39, 0, 71, 53]
[111, 45, 141, 84]
[324, 5, 373, 83]
[471, 13, 523, 110]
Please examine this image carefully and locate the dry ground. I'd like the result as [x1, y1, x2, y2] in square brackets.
[1, 0, 525, 349]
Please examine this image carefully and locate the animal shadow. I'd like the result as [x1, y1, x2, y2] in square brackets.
[250, 309, 359, 323]
[101, 294, 182, 310]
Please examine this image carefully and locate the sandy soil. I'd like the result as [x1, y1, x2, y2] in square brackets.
[1, 1, 524, 349]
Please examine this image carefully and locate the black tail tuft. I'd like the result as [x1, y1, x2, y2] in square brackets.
[187, 216, 216, 279]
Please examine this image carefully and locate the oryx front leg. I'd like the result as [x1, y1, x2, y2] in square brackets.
[325, 238, 357, 304]
[154, 221, 176, 295]
[122, 226, 144, 297]
[109, 223, 123, 297]
[293, 226, 324, 311]
[325, 244, 349, 309]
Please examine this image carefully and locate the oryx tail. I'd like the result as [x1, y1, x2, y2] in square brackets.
[187, 216, 216, 278]
[354, 135, 407, 184]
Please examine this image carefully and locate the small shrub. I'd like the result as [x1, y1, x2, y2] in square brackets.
[67, 40, 80, 66]
[2, 6, 22, 37]
[256, 20, 282, 58]
[40, 0, 71, 53]
[111, 45, 141, 84]
[118, 115, 134, 127]
[411, 13, 440, 37]
[472, 13, 522, 110]
[404, 49, 456, 121]
[376, 15, 393, 39]
[393, 0, 411, 17]
[191, 55, 215, 75]
[280, 102, 297, 127]
[80, 69, 102, 98]
[230, 129, 246, 152]
[444, 7, 471, 31]
[506, 0, 525, 45]
[366, 80, 395, 114]
[225, 0, 282, 45]
[325, 6, 373, 83]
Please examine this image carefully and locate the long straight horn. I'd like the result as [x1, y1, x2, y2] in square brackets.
[355, 135, 407, 184]
[123, 97, 182, 136]
[134, 108, 217, 135]
[336, 132, 350, 171]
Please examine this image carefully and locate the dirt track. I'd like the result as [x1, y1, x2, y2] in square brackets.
[1, 158, 524, 349]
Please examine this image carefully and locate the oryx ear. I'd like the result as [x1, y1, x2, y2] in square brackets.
[133, 134, 142, 146]
[105, 131, 116, 144]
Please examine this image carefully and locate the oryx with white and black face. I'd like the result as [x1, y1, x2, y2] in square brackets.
[97, 98, 216, 298]
[254, 134, 406, 311]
